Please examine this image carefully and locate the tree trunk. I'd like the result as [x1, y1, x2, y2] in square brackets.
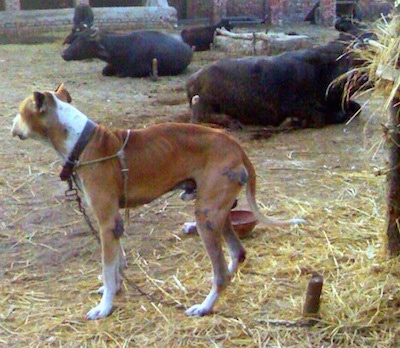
[386, 97, 400, 256]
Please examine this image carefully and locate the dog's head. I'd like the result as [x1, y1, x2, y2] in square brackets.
[11, 84, 72, 147]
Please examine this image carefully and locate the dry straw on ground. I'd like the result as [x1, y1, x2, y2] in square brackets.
[1, 25, 399, 347]
[1, 146, 398, 347]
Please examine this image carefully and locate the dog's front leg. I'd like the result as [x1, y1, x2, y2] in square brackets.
[86, 216, 123, 320]
[97, 242, 127, 295]
[87, 255, 119, 320]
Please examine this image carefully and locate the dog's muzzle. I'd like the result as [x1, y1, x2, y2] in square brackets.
[13, 133, 27, 140]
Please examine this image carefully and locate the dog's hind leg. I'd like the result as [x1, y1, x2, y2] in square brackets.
[185, 192, 240, 315]
[220, 170, 247, 274]
[185, 208, 230, 317]
[221, 218, 246, 275]
[185, 166, 248, 317]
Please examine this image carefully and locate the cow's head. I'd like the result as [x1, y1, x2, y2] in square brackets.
[62, 27, 109, 61]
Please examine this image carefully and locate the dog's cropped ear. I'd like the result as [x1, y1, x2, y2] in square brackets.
[33, 92, 46, 113]
[54, 83, 72, 103]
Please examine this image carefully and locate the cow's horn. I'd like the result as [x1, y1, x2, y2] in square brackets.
[90, 27, 99, 37]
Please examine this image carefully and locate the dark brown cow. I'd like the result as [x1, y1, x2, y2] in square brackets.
[186, 38, 366, 129]
[181, 18, 233, 51]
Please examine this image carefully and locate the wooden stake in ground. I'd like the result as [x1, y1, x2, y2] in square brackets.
[303, 272, 323, 319]
[151, 58, 158, 81]
[385, 97, 400, 256]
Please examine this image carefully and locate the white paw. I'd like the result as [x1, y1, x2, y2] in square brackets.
[185, 304, 211, 317]
[86, 303, 113, 320]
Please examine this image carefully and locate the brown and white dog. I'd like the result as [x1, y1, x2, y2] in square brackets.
[11, 84, 304, 320]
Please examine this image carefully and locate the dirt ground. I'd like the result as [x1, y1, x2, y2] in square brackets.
[1, 23, 399, 347]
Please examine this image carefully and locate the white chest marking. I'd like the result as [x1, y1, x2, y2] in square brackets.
[53, 94, 89, 157]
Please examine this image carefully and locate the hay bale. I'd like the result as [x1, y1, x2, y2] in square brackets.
[352, 13, 400, 107]
[350, 11, 400, 255]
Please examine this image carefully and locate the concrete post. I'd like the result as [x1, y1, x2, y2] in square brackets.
[212, 0, 228, 23]
[269, 0, 284, 26]
[320, 0, 336, 26]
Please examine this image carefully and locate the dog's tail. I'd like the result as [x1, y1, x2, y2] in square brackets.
[243, 156, 305, 226]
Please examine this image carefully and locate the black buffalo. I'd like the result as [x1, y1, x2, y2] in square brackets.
[186, 39, 364, 129]
[181, 18, 233, 51]
[63, 3, 94, 45]
[62, 27, 193, 78]
[334, 16, 374, 40]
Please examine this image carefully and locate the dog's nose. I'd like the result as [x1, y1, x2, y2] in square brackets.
[11, 115, 25, 139]
[11, 129, 25, 139]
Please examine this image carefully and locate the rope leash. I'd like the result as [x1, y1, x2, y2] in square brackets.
[65, 176, 100, 244]
[65, 178, 154, 300]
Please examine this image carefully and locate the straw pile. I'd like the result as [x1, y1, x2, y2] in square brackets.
[350, 11, 400, 109]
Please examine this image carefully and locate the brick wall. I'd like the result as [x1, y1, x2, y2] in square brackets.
[169, 0, 388, 27]
[270, 0, 316, 25]
[2, 0, 388, 37]
[269, 0, 337, 25]
[169, 0, 266, 22]
[226, 0, 265, 18]
[186, 0, 212, 21]
[0, 6, 177, 37]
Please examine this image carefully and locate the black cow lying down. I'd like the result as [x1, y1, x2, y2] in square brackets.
[62, 27, 193, 78]
[334, 16, 375, 43]
[186, 40, 363, 129]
